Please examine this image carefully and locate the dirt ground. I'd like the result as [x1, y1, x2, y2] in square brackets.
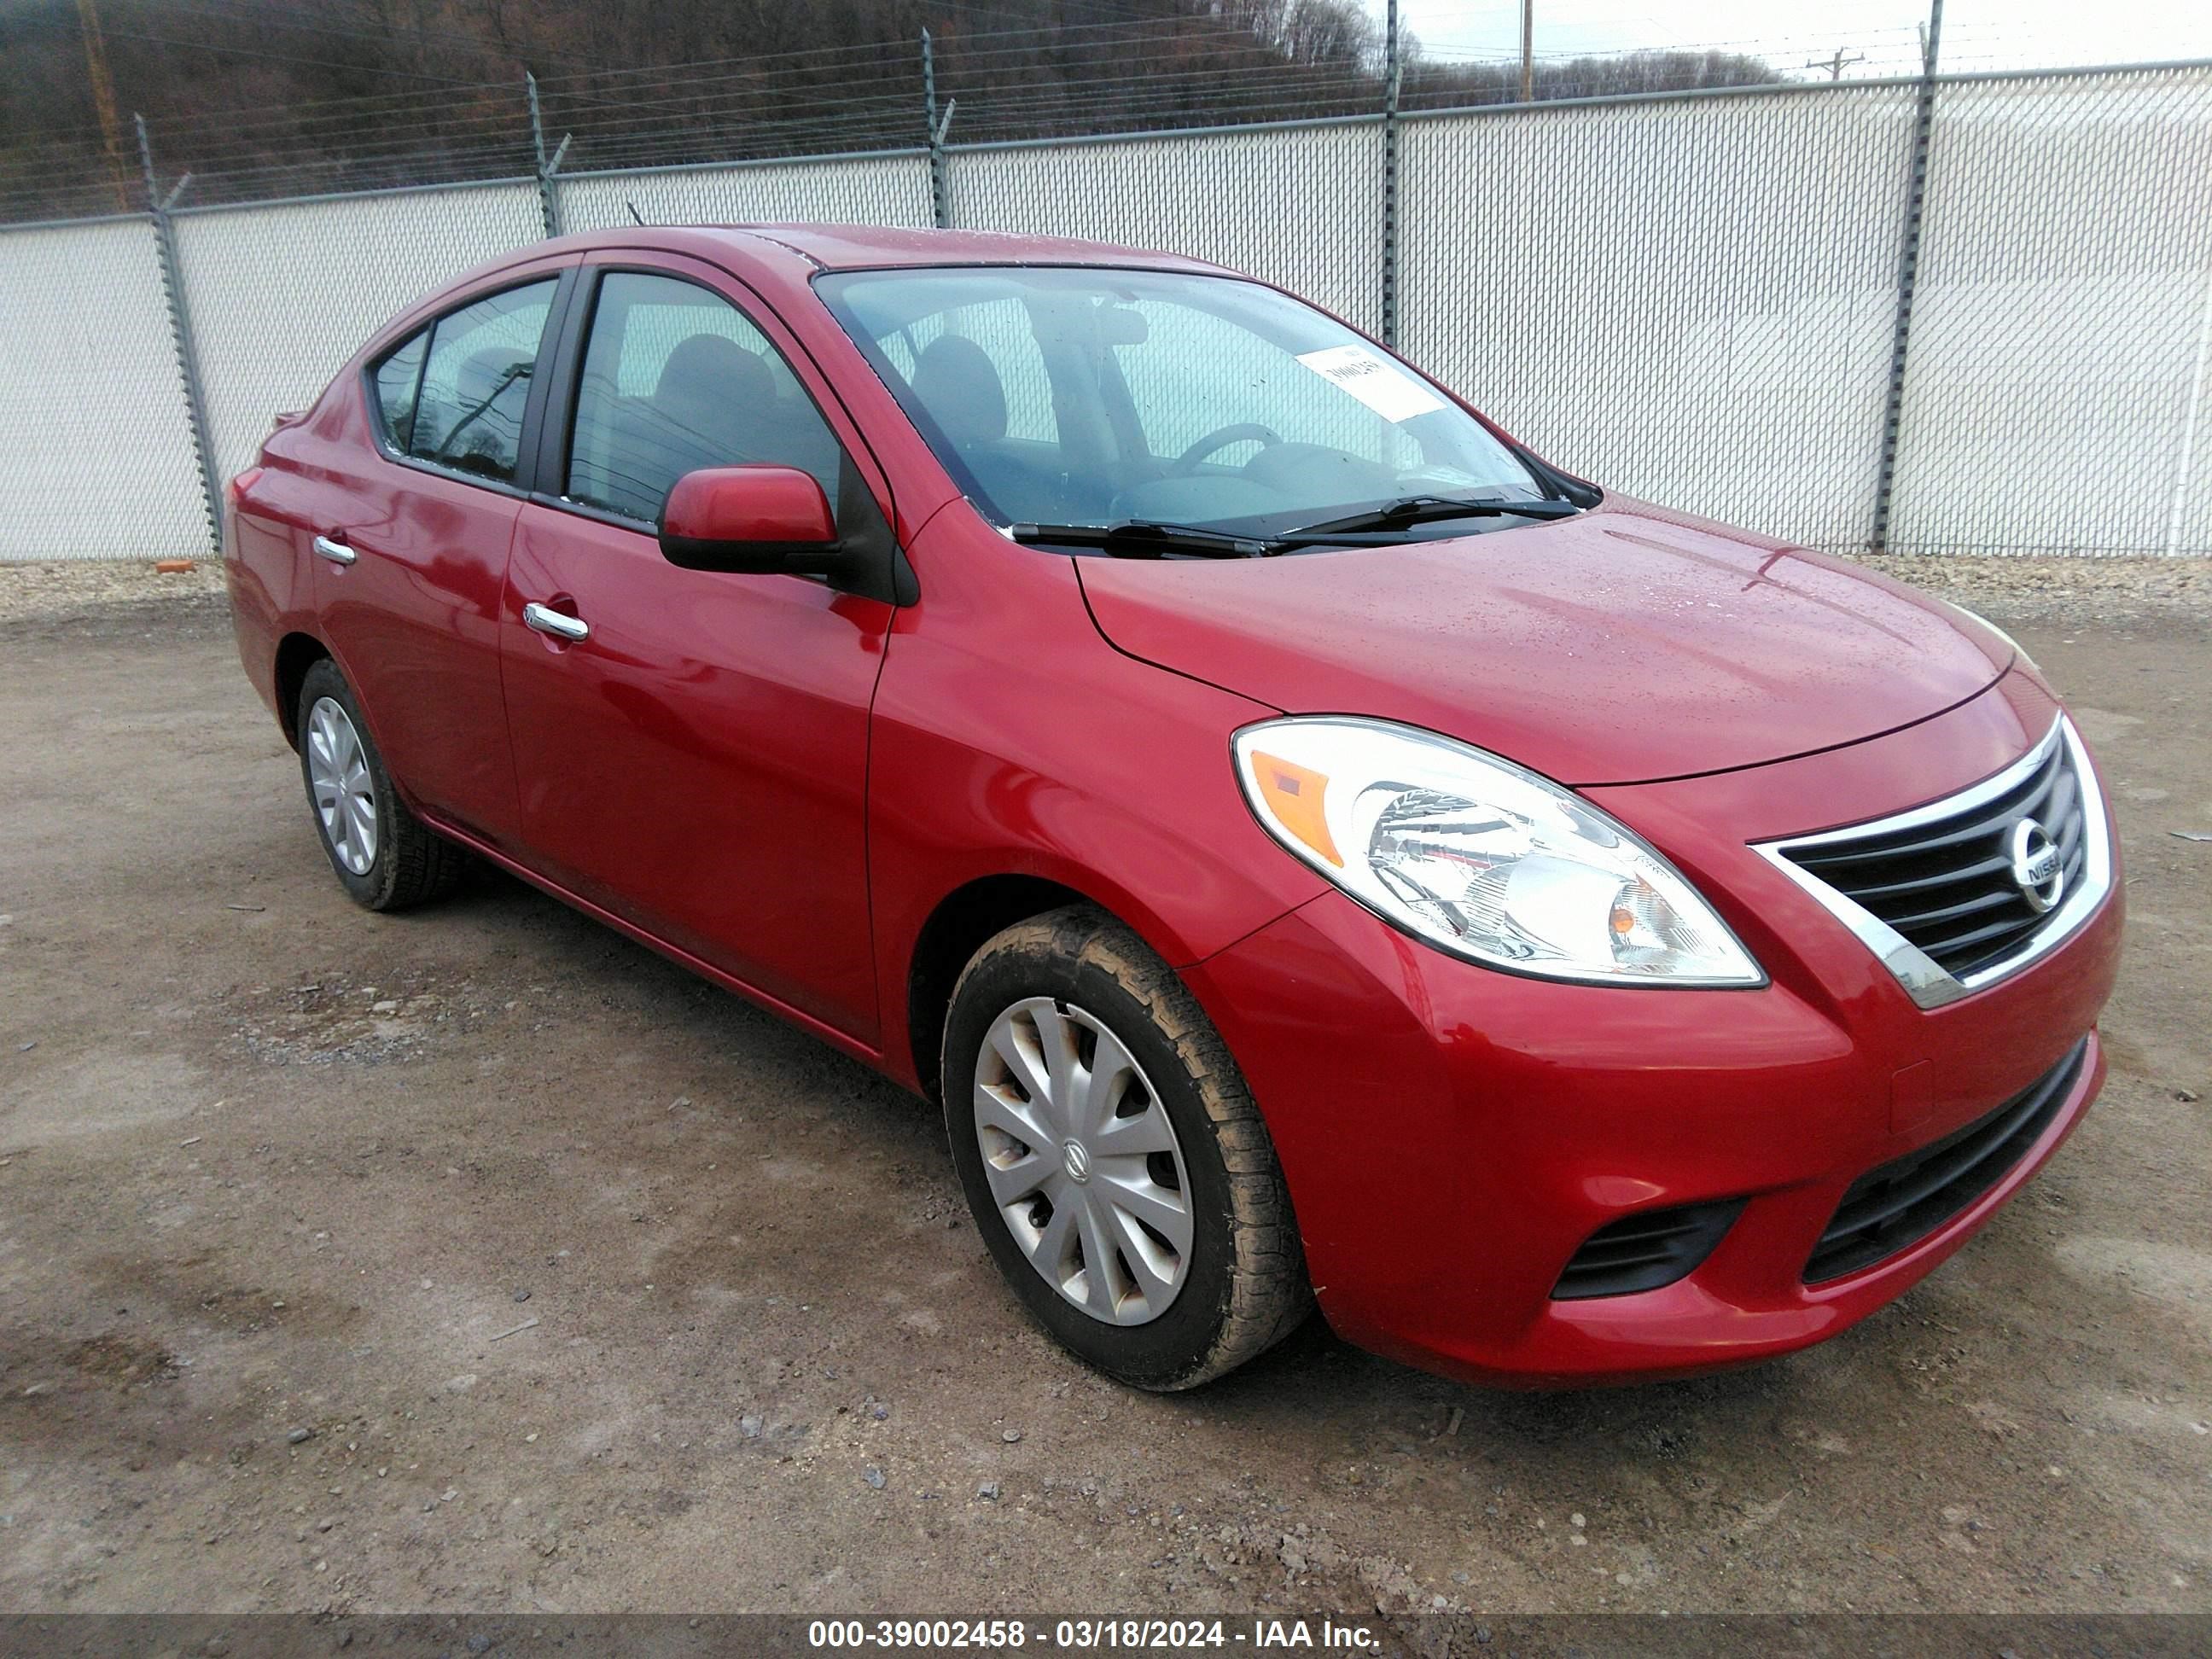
[1, 561, 2208, 1621]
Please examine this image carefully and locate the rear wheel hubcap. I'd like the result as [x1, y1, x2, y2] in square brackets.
[973, 997, 1193, 1326]
[306, 696, 377, 876]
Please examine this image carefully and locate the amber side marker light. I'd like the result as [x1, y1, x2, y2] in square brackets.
[1250, 751, 1342, 868]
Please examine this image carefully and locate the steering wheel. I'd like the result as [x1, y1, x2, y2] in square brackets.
[1170, 422, 1283, 474]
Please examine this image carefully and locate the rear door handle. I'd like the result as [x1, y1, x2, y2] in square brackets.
[523, 601, 590, 643]
[312, 534, 357, 565]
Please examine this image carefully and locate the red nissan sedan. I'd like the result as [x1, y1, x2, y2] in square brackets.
[224, 225, 2122, 1391]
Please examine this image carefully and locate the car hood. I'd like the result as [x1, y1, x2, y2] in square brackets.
[1075, 499, 2012, 786]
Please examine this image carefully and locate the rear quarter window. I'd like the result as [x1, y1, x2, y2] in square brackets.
[369, 329, 428, 451]
[407, 280, 559, 483]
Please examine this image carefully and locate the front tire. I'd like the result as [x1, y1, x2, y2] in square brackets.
[295, 658, 463, 911]
[942, 905, 1309, 1389]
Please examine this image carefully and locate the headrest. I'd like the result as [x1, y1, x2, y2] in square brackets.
[656, 334, 773, 412]
[911, 334, 1008, 447]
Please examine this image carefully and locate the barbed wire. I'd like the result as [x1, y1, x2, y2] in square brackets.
[8, 3, 2209, 224]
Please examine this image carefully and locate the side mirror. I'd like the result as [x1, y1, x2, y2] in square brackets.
[658, 465, 847, 577]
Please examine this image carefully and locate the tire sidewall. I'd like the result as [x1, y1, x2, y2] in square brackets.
[296, 660, 399, 910]
[943, 932, 1239, 1390]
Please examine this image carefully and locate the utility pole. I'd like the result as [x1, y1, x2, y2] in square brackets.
[77, 0, 131, 212]
[1520, 0, 1534, 103]
[1806, 46, 1865, 81]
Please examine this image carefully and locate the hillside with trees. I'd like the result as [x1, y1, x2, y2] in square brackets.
[0, 1, 1780, 219]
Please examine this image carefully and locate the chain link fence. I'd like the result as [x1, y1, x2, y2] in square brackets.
[953, 122, 1385, 337]
[1402, 83, 1920, 555]
[556, 154, 936, 239]
[172, 180, 548, 488]
[1892, 68, 2212, 555]
[0, 215, 209, 561]
[2, 61, 2209, 562]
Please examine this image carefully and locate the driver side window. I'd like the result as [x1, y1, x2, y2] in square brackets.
[564, 271, 841, 524]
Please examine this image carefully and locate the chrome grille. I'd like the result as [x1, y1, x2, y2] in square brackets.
[1754, 718, 2112, 1009]
[1784, 731, 2084, 977]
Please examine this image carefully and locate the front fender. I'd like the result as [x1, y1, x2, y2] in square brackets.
[866, 514, 1329, 1091]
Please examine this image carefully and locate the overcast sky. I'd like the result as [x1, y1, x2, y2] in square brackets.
[1379, 1, 2212, 79]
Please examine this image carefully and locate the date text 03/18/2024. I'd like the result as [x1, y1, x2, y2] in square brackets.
[805, 1618, 1381, 1650]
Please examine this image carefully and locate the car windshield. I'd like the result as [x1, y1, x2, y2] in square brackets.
[816, 265, 1550, 544]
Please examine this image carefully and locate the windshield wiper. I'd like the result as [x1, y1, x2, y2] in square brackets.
[1277, 494, 1580, 544]
[1009, 521, 1276, 559]
[1009, 497, 1576, 560]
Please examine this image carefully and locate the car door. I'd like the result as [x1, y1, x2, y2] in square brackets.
[318, 263, 574, 848]
[498, 255, 895, 1042]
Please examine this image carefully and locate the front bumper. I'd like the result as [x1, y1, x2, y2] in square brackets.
[1182, 674, 2123, 1386]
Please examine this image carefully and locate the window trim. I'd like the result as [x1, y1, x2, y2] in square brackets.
[358, 267, 579, 499]
[526, 259, 616, 520]
[366, 325, 430, 455]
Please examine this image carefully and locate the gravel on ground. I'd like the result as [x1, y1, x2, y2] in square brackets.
[0, 554, 2205, 1621]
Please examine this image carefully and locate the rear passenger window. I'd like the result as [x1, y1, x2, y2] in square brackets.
[370, 329, 428, 451]
[408, 280, 558, 483]
[564, 271, 841, 523]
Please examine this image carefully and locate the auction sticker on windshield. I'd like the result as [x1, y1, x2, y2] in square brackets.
[1294, 344, 1446, 422]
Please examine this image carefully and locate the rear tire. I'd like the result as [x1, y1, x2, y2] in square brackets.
[942, 905, 1309, 1389]
[296, 658, 463, 911]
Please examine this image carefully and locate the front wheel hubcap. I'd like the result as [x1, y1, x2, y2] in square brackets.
[974, 998, 1193, 1326]
[306, 696, 377, 876]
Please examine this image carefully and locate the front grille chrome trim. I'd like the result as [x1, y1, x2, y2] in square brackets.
[1751, 717, 2112, 1010]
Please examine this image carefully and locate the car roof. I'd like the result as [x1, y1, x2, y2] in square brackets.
[552, 223, 1231, 276]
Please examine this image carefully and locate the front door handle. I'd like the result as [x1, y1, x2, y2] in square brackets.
[523, 601, 590, 643]
[312, 534, 357, 565]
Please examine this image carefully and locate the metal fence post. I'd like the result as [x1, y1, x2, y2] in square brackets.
[1870, 0, 1945, 551]
[137, 114, 220, 554]
[526, 72, 568, 240]
[1381, 0, 1401, 347]
[923, 31, 952, 229]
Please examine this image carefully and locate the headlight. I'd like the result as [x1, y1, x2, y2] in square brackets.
[1232, 717, 1763, 987]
